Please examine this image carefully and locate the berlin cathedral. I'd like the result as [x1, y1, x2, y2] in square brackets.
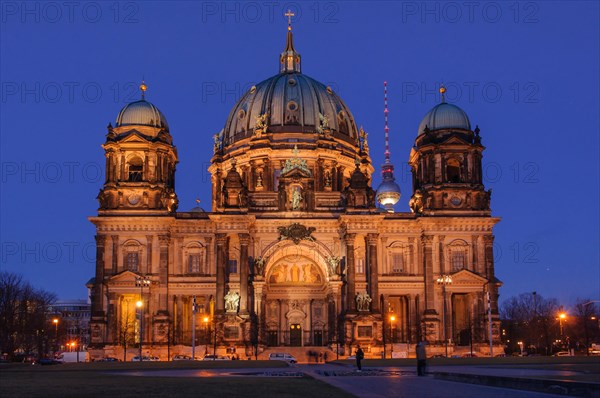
[88, 21, 501, 361]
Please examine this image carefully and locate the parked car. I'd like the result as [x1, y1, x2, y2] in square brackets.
[96, 357, 120, 362]
[172, 355, 193, 361]
[462, 353, 478, 358]
[553, 351, 571, 357]
[202, 354, 230, 361]
[268, 353, 297, 364]
[132, 355, 160, 362]
[37, 358, 63, 365]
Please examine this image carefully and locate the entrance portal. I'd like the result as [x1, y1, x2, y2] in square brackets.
[290, 324, 302, 346]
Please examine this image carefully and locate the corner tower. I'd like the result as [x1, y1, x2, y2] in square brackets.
[97, 83, 178, 214]
[408, 86, 490, 215]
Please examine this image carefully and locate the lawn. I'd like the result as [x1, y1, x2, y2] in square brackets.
[0, 362, 356, 398]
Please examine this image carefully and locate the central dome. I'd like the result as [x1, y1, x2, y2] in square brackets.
[223, 72, 357, 144]
[221, 26, 357, 148]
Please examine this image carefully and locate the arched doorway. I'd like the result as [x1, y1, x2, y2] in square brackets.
[262, 251, 333, 347]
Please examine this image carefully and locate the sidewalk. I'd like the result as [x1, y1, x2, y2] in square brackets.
[299, 363, 567, 398]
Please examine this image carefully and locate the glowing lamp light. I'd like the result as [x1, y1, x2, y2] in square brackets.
[136, 300, 143, 308]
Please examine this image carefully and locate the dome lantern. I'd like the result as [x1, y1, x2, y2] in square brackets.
[280, 10, 301, 73]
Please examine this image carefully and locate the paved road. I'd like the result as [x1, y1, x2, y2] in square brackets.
[299, 365, 565, 398]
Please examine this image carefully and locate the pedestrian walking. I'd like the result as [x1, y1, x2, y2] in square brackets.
[355, 345, 364, 371]
[416, 341, 427, 376]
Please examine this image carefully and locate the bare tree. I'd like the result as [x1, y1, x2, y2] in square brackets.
[118, 299, 137, 361]
[501, 292, 559, 355]
[0, 272, 56, 360]
[573, 299, 599, 355]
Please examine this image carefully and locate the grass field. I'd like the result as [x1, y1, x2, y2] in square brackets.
[0, 361, 354, 398]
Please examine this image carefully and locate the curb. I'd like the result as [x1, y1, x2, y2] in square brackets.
[431, 371, 600, 397]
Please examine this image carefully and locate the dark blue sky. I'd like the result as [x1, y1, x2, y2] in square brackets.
[1, 1, 598, 307]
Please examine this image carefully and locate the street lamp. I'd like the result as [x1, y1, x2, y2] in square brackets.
[192, 296, 197, 360]
[389, 315, 396, 359]
[558, 312, 567, 348]
[203, 316, 210, 357]
[52, 318, 59, 351]
[135, 276, 151, 361]
[436, 274, 452, 357]
[136, 300, 143, 361]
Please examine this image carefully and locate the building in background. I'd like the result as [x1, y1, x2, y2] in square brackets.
[88, 21, 501, 361]
[49, 299, 91, 351]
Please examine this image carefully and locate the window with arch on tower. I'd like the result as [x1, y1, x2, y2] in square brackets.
[123, 241, 141, 272]
[446, 158, 462, 183]
[127, 156, 143, 182]
[447, 240, 469, 272]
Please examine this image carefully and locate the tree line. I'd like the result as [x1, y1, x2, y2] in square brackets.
[501, 292, 599, 355]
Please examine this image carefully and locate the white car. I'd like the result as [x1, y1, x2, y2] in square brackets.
[202, 354, 230, 361]
[268, 353, 297, 364]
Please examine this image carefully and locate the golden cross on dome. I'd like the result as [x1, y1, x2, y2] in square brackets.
[139, 79, 147, 100]
[284, 9, 295, 30]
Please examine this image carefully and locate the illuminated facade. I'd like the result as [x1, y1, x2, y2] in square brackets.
[88, 24, 501, 360]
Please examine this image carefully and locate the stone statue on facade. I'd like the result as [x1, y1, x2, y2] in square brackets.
[253, 257, 265, 276]
[224, 291, 240, 312]
[326, 255, 341, 277]
[291, 187, 302, 210]
[356, 292, 372, 312]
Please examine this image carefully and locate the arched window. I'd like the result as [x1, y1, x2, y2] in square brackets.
[123, 241, 142, 272]
[185, 243, 207, 275]
[387, 241, 409, 274]
[446, 158, 461, 183]
[447, 240, 469, 272]
[128, 156, 143, 182]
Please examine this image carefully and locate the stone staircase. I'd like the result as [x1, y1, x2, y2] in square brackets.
[258, 346, 338, 363]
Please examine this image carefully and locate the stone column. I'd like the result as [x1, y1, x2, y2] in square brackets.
[239, 233, 250, 315]
[422, 235, 436, 313]
[215, 234, 227, 313]
[158, 235, 170, 314]
[438, 235, 445, 274]
[92, 235, 106, 314]
[146, 235, 153, 275]
[408, 294, 417, 343]
[344, 234, 356, 312]
[367, 233, 380, 313]
[111, 235, 119, 274]
[408, 237, 416, 275]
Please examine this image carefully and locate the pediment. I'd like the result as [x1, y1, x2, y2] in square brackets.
[281, 167, 312, 179]
[117, 130, 152, 143]
[108, 270, 141, 283]
[440, 135, 471, 146]
[450, 269, 488, 285]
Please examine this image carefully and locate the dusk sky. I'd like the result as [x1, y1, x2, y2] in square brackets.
[1, 1, 598, 308]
